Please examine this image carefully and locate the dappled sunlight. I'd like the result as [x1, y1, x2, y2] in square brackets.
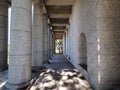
[0, 81, 7, 89]
[0, 70, 8, 89]
[30, 55, 93, 90]
[30, 69, 93, 90]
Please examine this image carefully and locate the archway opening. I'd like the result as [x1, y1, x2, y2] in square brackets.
[55, 39, 63, 54]
[79, 33, 87, 70]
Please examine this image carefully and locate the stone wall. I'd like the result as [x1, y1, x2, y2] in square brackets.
[68, 0, 120, 89]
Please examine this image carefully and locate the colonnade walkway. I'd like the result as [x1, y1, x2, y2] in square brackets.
[30, 55, 93, 90]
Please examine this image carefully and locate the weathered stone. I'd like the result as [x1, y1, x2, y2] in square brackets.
[43, 15, 49, 63]
[97, 0, 120, 89]
[0, 1, 8, 71]
[32, 1, 43, 66]
[5, 0, 32, 89]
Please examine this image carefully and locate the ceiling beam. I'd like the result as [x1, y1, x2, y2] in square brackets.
[53, 26, 66, 29]
[49, 14, 71, 18]
[45, 0, 74, 5]
[54, 31, 65, 33]
[54, 32, 64, 35]
[51, 18, 69, 24]
[47, 5, 72, 14]
[52, 24, 69, 26]
[54, 30, 67, 31]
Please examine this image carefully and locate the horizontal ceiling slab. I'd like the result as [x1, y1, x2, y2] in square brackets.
[52, 24, 69, 26]
[47, 5, 72, 14]
[45, 0, 74, 5]
[49, 14, 71, 18]
[54, 30, 67, 31]
[53, 26, 66, 30]
[51, 18, 69, 24]
[54, 34, 63, 39]
[54, 31, 65, 33]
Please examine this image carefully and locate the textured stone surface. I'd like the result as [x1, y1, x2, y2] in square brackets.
[30, 55, 93, 90]
[0, 70, 8, 90]
[49, 30, 53, 56]
[65, 31, 69, 56]
[0, 1, 8, 71]
[67, 0, 120, 90]
[68, 1, 98, 90]
[32, 1, 43, 66]
[97, 0, 120, 89]
[43, 15, 49, 63]
[6, 0, 32, 89]
[47, 26, 50, 58]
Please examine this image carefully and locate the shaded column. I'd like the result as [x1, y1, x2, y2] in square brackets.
[48, 28, 53, 57]
[47, 26, 50, 58]
[50, 31, 53, 56]
[32, 0, 43, 66]
[0, 1, 9, 71]
[6, 0, 32, 89]
[63, 33, 66, 55]
[97, 0, 120, 89]
[43, 15, 48, 63]
[48, 29, 53, 57]
[52, 34, 55, 54]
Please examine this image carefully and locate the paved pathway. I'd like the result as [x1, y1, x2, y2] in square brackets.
[30, 54, 93, 90]
[0, 71, 8, 90]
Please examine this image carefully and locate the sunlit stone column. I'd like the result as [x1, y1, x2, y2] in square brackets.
[43, 15, 48, 63]
[97, 0, 120, 89]
[67, 30, 70, 57]
[65, 31, 68, 56]
[32, 0, 43, 66]
[0, 1, 9, 71]
[6, 0, 32, 89]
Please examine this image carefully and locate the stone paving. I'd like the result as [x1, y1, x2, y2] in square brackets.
[0, 70, 8, 90]
[30, 55, 93, 90]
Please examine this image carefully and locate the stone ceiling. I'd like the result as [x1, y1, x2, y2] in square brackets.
[44, 0, 75, 34]
[8, 0, 75, 35]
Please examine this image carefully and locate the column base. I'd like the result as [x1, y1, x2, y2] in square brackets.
[5, 79, 31, 90]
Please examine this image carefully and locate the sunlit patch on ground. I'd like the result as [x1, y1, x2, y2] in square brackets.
[30, 69, 93, 90]
[30, 55, 93, 90]
[0, 70, 8, 90]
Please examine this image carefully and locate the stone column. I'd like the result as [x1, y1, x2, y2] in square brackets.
[50, 31, 53, 56]
[97, 0, 120, 89]
[43, 15, 48, 63]
[63, 33, 66, 55]
[52, 34, 55, 54]
[32, 0, 43, 66]
[65, 31, 68, 56]
[0, 1, 8, 71]
[6, 0, 32, 89]
[48, 28, 53, 58]
[47, 26, 50, 58]
[67, 30, 70, 57]
[48, 30, 52, 57]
